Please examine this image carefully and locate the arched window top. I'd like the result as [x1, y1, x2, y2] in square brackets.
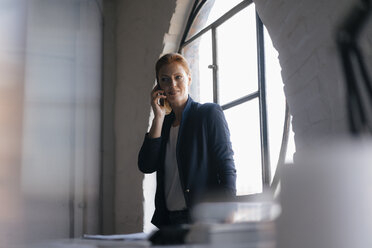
[180, 0, 253, 49]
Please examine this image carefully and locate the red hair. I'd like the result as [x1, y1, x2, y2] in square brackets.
[155, 53, 191, 81]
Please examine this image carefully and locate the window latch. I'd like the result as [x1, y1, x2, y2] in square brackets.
[208, 64, 218, 69]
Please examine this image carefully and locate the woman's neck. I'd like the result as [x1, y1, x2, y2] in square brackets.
[172, 107, 183, 127]
[171, 102, 187, 126]
[170, 96, 188, 126]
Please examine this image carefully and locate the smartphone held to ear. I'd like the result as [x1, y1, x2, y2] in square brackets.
[160, 98, 172, 115]
[156, 84, 172, 115]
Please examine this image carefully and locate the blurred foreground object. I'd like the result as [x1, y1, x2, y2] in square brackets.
[0, 0, 102, 246]
[277, 139, 372, 248]
[186, 196, 280, 247]
[336, 0, 372, 134]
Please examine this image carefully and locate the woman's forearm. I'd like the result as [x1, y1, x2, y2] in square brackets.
[148, 116, 164, 138]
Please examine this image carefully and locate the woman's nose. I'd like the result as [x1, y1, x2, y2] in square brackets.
[170, 78, 177, 86]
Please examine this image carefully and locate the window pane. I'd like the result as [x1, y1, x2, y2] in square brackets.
[224, 99, 262, 195]
[264, 26, 286, 180]
[263, 26, 296, 171]
[187, 0, 246, 40]
[183, 30, 213, 103]
[286, 117, 295, 164]
[217, 4, 258, 105]
[205, 0, 245, 29]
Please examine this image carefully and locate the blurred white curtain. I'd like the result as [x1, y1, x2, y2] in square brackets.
[0, 0, 102, 245]
[0, 0, 27, 246]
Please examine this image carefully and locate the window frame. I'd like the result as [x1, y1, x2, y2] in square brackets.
[178, 0, 290, 194]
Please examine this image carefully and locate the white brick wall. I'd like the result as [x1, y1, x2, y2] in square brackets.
[254, 0, 371, 160]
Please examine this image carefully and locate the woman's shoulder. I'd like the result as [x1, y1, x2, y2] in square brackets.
[191, 101, 223, 117]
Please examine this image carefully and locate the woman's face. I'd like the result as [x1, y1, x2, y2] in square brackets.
[158, 62, 191, 107]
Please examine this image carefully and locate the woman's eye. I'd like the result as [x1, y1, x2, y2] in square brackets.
[161, 77, 171, 83]
[176, 75, 183, 80]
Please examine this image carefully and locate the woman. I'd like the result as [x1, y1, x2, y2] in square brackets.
[138, 53, 236, 228]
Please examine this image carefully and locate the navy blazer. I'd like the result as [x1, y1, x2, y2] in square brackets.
[138, 96, 236, 227]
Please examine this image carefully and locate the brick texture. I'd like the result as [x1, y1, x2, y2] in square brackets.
[254, 0, 371, 160]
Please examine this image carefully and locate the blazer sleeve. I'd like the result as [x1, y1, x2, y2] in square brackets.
[138, 133, 162, 173]
[206, 104, 237, 196]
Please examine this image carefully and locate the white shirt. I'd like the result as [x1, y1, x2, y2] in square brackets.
[164, 125, 187, 211]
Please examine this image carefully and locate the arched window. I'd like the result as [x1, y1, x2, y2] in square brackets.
[179, 0, 295, 195]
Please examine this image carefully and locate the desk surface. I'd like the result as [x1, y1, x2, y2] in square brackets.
[33, 238, 253, 248]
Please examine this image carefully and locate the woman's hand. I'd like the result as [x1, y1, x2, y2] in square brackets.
[151, 86, 167, 119]
[149, 85, 167, 138]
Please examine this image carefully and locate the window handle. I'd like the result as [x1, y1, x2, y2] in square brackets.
[208, 64, 217, 69]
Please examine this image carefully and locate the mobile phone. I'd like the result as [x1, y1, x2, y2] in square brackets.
[156, 84, 172, 115]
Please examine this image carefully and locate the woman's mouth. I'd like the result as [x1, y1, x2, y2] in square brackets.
[167, 90, 178, 96]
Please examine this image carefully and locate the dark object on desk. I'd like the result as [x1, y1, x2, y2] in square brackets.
[336, 0, 372, 134]
[149, 224, 190, 245]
